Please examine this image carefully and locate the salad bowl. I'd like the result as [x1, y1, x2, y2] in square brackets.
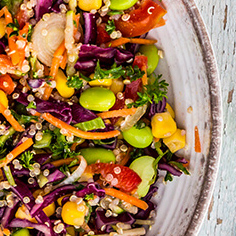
[148, 0, 222, 235]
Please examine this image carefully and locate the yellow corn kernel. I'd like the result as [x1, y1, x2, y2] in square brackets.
[79, 171, 94, 182]
[15, 205, 37, 223]
[55, 69, 75, 98]
[163, 129, 186, 153]
[78, 0, 102, 11]
[66, 226, 76, 236]
[0, 90, 8, 108]
[61, 201, 88, 226]
[0, 18, 6, 39]
[166, 102, 175, 118]
[57, 194, 71, 206]
[110, 78, 124, 94]
[151, 112, 177, 138]
[43, 202, 56, 217]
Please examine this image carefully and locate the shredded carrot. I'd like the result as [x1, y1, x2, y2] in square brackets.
[60, 51, 67, 69]
[154, 17, 166, 28]
[3, 7, 20, 65]
[73, 14, 80, 36]
[3, 228, 10, 236]
[50, 40, 66, 78]
[97, 108, 137, 119]
[70, 142, 78, 151]
[154, 137, 160, 143]
[194, 126, 201, 153]
[42, 113, 120, 140]
[104, 188, 148, 210]
[183, 160, 190, 168]
[0, 102, 24, 132]
[51, 158, 76, 167]
[141, 65, 148, 85]
[105, 37, 157, 48]
[0, 138, 33, 168]
[120, 147, 132, 166]
[42, 85, 53, 101]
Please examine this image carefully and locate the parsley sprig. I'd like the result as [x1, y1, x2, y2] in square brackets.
[128, 74, 169, 108]
[66, 75, 84, 89]
[19, 151, 35, 169]
[105, 20, 116, 35]
[7, 19, 19, 37]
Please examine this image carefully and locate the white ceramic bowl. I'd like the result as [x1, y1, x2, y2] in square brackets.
[146, 0, 222, 235]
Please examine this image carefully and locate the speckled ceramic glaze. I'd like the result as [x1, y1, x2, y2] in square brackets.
[146, 0, 222, 235]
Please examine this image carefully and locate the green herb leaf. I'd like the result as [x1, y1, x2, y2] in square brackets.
[105, 20, 116, 35]
[169, 161, 190, 175]
[19, 151, 35, 169]
[9, 31, 19, 37]
[26, 101, 36, 109]
[164, 172, 173, 182]
[84, 193, 94, 201]
[128, 74, 168, 108]
[66, 75, 84, 89]
[27, 24, 33, 41]
[134, 120, 146, 129]
[126, 65, 145, 82]
[74, 117, 105, 131]
[107, 10, 124, 16]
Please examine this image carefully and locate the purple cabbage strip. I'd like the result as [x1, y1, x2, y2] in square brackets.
[83, 13, 97, 44]
[28, 79, 44, 88]
[143, 185, 158, 201]
[95, 209, 135, 229]
[148, 97, 167, 119]
[47, 169, 66, 183]
[135, 200, 156, 220]
[9, 219, 51, 236]
[158, 162, 182, 176]
[125, 33, 148, 54]
[51, 0, 64, 13]
[34, 153, 52, 165]
[74, 60, 97, 73]
[10, 165, 30, 176]
[174, 157, 188, 164]
[1, 198, 19, 228]
[15, 127, 35, 147]
[76, 182, 105, 198]
[35, 0, 53, 21]
[30, 184, 79, 216]
[115, 48, 134, 66]
[0, 206, 5, 219]
[71, 103, 97, 124]
[41, 162, 56, 171]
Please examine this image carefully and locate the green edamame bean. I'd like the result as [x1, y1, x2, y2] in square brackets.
[110, 0, 138, 10]
[122, 126, 153, 148]
[80, 148, 116, 165]
[139, 44, 160, 75]
[79, 87, 116, 112]
[34, 132, 52, 149]
[12, 228, 31, 236]
[130, 156, 156, 197]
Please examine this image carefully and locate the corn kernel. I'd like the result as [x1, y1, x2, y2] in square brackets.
[110, 78, 124, 94]
[15, 205, 37, 223]
[57, 194, 71, 206]
[0, 90, 8, 108]
[55, 69, 75, 98]
[61, 201, 88, 226]
[0, 18, 6, 39]
[78, 0, 102, 11]
[166, 102, 175, 118]
[151, 112, 177, 138]
[43, 202, 56, 217]
[163, 129, 186, 153]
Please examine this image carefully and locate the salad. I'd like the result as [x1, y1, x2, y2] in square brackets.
[0, 0, 190, 235]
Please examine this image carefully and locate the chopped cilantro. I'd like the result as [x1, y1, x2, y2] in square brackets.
[19, 151, 35, 169]
[26, 101, 36, 109]
[105, 20, 116, 35]
[66, 75, 84, 89]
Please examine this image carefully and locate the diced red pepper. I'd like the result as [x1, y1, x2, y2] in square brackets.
[0, 74, 15, 94]
[96, 23, 111, 45]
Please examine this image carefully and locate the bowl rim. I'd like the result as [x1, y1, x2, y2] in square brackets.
[181, 0, 223, 235]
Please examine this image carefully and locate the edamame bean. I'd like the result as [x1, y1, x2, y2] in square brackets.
[12, 228, 31, 236]
[139, 44, 160, 75]
[34, 132, 52, 149]
[110, 0, 138, 10]
[79, 87, 116, 111]
[122, 126, 153, 148]
[80, 148, 116, 165]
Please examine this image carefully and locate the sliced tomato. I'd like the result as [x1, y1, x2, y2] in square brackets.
[115, 0, 167, 37]
[0, 74, 15, 94]
[15, 8, 29, 29]
[96, 23, 111, 45]
[133, 55, 148, 69]
[88, 163, 142, 193]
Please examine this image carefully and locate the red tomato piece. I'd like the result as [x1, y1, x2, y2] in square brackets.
[96, 23, 111, 45]
[0, 74, 15, 94]
[16, 8, 29, 29]
[88, 163, 142, 193]
[115, 0, 167, 37]
[133, 55, 148, 69]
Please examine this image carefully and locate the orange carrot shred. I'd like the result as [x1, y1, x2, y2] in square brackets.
[60, 51, 67, 69]
[141, 65, 148, 85]
[42, 112, 120, 140]
[42, 85, 53, 101]
[97, 108, 137, 119]
[0, 138, 34, 168]
[120, 147, 132, 166]
[104, 188, 148, 210]
[105, 37, 157, 48]
[51, 158, 76, 167]
[0, 102, 24, 132]
[194, 126, 201, 153]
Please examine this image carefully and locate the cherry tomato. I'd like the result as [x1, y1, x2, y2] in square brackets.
[87, 163, 142, 193]
[0, 74, 15, 94]
[115, 0, 167, 37]
[96, 23, 111, 45]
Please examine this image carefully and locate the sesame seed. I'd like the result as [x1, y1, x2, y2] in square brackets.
[33, 163, 40, 169]
[105, 173, 113, 182]
[110, 31, 118, 39]
[42, 13, 50, 21]
[12, 93, 19, 99]
[36, 123, 42, 130]
[4, 109, 11, 116]
[34, 168, 41, 176]
[27, 94, 35, 102]
[28, 177, 35, 184]
[22, 65, 30, 73]
[70, 195, 78, 202]
[20, 4, 27, 10]
[29, 129, 36, 136]
[0, 200, 6, 207]
[111, 178, 118, 186]
[88, 231, 95, 235]
[123, 79, 131, 85]
[35, 132, 43, 141]
[125, 98, 133, 105]
[60, 128, 68, 135]
[22, 86, 28, 93]
[120, 144, 128, 152]
[117, 92, 124, 100]
[3, 81, 8, 87]
[12, 159, 20, 165]
[105, 209, 112, 217]
[101, 225, 106, 231]
[113, 148, 120, 156]
[35, 195, 44, 204]
[6, 153, 13, 160]
[43, 169, 50, 177]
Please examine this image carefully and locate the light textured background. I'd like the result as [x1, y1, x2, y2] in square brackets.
[196, 1, 236, 236]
